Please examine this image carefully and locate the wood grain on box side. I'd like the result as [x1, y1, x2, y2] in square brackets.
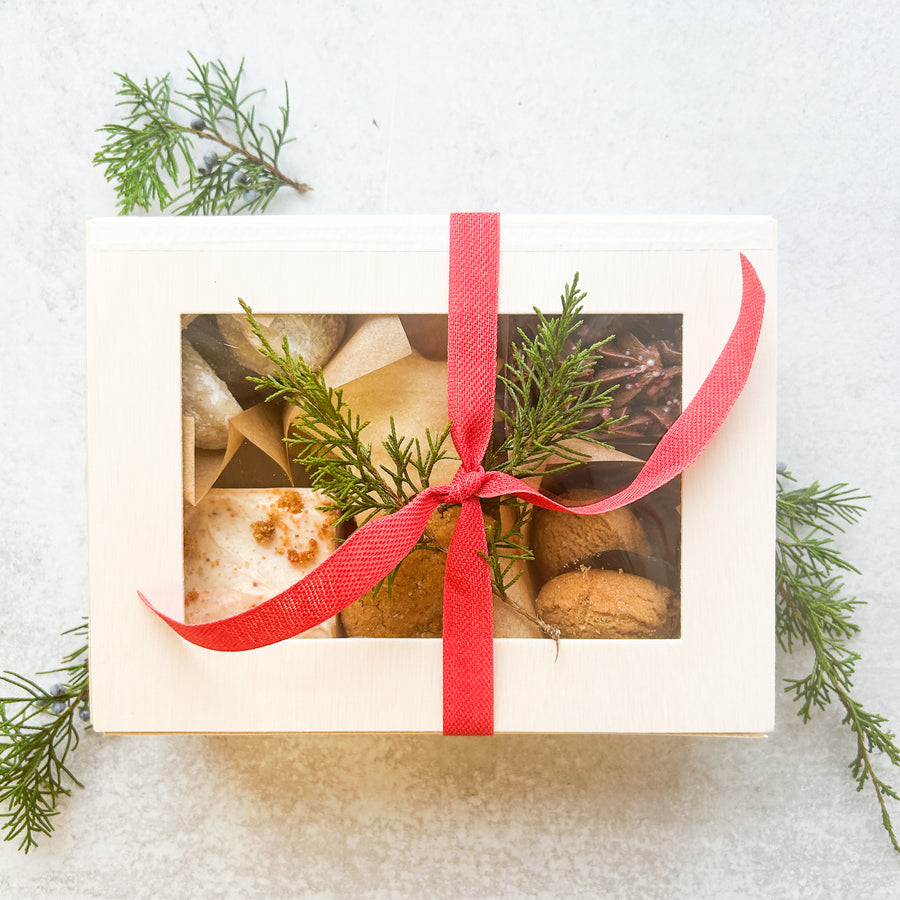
[86, 214, 776, 253]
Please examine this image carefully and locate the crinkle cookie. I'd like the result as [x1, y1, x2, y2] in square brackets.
[341, 505, 493, 638]
[216, 312, 346, 375]
[535, 568, 672, 638]
[531, 487, 651, 581]
[181, 337, 242, 449]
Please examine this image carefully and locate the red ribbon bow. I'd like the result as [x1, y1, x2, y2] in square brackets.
[141, 212, 766, 736]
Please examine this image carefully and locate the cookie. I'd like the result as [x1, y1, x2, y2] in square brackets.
[534, 568, 672, 638]
[184, 488, 339, 637]
[531, 487, 651, 581]
[342, 505, 506, 637]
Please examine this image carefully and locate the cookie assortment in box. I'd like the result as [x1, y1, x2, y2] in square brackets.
[179, 301, 684, 645]
[86, 214, 776, 734]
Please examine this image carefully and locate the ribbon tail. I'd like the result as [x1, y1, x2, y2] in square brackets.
[442, 498, 494, 735]
[140, 488, 446, 652]
[470, 253, 768, 517]
[638, 252, 766, 483]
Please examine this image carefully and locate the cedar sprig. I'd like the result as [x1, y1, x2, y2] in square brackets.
[93, 54, 310, 216]
[0, 621, 90, 853]
[239, 299, 457, 532]
[776, 473, 899, 851]
[241, 279, 605, 627]
[482, 499, 561, 643]
[485, 273, 621, 477]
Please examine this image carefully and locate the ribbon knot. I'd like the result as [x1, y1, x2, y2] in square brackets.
[445, 466, 488, 505]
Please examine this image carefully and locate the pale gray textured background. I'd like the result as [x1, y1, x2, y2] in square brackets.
[1, 0, 899, 896]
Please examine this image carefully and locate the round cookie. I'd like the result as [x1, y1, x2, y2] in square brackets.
[341, 505, 491, 638]
[531, 487, 651, 581]
[535, 568, 672, 638]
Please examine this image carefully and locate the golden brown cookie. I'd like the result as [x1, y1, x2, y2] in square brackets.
[341, 505, 496, 637]
[531, 487, 651, 581]
[534, 568, 672, 638]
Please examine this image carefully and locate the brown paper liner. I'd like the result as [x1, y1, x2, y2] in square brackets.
[399, 314, 449, 360]
[183, 402, 294, 505]
[324, 315, 413, 387]
[185, 314, 414, 505]
[280, 314, 415, 439]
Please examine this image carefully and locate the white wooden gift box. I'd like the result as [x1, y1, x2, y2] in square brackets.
[85, 215, 776, 735]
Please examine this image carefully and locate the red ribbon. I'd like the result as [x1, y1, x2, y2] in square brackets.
[141, 212, 766, 736]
